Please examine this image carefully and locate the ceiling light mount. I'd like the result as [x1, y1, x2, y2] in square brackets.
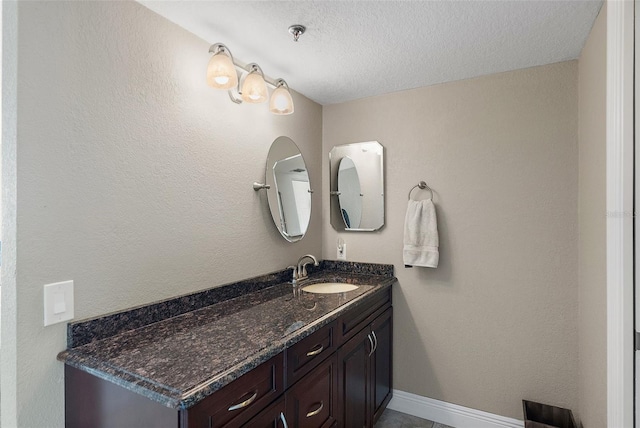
[206, 43, 294, 115]
[288, 25, 306, 42]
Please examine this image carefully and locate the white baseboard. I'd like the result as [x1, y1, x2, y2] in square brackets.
[387, 390, 524, 428]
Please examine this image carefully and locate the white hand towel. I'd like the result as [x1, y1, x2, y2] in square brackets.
[403, 199, 439, 268]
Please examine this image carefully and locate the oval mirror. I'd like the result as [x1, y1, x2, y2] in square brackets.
[265, 136, 311, 242]
[337, 157, 362, 229]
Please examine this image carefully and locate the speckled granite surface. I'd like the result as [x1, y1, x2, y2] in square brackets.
[67, 270, 292, 348]
[58, 261, 395, 410]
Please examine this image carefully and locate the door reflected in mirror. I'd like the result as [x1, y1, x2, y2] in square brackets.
[329, 141, 384, 232]
[265, 136, 311, 242]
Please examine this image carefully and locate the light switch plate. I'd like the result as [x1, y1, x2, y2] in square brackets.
[44, 280, 74, 326]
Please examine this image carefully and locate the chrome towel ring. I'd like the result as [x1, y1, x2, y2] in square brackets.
[408, 181, 433, 201]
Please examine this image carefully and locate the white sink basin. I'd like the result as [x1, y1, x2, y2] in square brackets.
[301, 282, 360, 294]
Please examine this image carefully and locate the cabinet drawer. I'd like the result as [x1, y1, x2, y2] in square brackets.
[286, 354, 338, 428]
[337, 289, 390, 345]
[286, 320, 337, 386]
[185, 353, 284, 428]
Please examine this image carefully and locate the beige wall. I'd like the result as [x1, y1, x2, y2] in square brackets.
[322, 62, 579, 420]
[577, 4, 607, 427]
[1, 2, 322, 426]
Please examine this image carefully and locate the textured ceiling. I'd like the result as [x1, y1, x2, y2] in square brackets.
[140, 1, 603, 105]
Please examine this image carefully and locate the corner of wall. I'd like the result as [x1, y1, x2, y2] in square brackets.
[576, 2, 608, 426]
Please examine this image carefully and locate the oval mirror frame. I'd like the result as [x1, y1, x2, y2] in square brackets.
[329, 141, 384, 232]
[265, 136, 312, 242]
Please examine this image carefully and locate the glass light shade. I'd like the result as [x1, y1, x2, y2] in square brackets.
[269, 85, 294, 115]
[206, 53, 238, 89]
[241, 72, 268, 103]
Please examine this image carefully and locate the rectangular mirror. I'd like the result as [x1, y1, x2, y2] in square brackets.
[329, 141, 384, 231]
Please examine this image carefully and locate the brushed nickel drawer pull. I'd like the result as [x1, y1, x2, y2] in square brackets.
[367, 333, 375, 357]
[306, 344, 324, 357]
[306, 401, 324, 417]
[227, 391, 258, 411]
[371, 331, 378, 353]
[280, 412, 289, 428]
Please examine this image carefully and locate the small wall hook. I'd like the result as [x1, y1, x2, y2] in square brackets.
[253, 182, 271, 191]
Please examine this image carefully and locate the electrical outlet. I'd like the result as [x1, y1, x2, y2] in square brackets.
[337, 239, 347, 260]
[44, 280, 74, 326]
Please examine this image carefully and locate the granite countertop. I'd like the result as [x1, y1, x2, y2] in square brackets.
[57, 261, 395, 410]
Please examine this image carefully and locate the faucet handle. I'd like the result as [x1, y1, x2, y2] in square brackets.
[301, 262, 315, 278]
[286, 265, 298, 280]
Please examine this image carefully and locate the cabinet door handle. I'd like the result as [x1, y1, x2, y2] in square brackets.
[227, 390, 258, 411]
[371, 331, 378, 354]
[306, 344, 324, 357]
[280, 411, 289, 428]
[306, 401, 324, 418]
[367, 333, 375, 357]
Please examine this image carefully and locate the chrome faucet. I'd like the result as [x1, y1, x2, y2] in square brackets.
[297, 254, 319, 281]
[288, 254, 319, 286]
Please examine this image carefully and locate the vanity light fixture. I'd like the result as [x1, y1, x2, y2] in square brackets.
[206, 43, 294, 115]
[206, 45, 238, 89]
[270, 80, 294, 115]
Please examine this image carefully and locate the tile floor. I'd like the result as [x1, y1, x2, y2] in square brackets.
[374, 408, 455, 428]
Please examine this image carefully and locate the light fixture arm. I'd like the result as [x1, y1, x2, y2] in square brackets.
[247, 63, 265, 79]
[230, 60, 282, 88]
[228, 90, 243, 104]
[274, 79, 289, 89]
[208, 43, 234, 58]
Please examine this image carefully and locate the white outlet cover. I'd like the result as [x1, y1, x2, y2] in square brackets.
[44, 280, 74, 326]
[337, 243, 347, 260]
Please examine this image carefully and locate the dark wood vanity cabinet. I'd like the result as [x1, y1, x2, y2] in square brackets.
[65, 289, 392, 428]
[371, 307, 393, 422]
[245, 341, 340, 428]
[337, 326, 372, 428]
[337, 307, 393, 428]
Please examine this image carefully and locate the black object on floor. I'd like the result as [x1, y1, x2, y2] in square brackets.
[523, 400, 577, 428]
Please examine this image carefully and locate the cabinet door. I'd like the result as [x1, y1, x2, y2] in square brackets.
[243, 397, 287, 428]
[337, 326, 372, 428]
[286, 354, 338, 428]
[371, 307, 393, 424]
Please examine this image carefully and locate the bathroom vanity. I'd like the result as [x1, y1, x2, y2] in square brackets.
[58, 261, 395, 428]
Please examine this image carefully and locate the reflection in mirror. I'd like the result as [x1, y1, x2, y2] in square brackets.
[329, 141, 384, 232]
[337, 157, 362, 229]
[265, 137, 311, 242]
